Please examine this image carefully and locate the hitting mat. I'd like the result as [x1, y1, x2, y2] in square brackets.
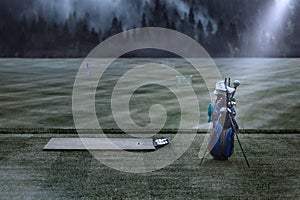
[43, 138, 156, 151]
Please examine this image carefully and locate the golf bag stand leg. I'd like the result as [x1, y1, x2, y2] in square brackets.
[199, 148, 208, 166]
[230, 116, 250, 167]
[199, 132, 211, 166]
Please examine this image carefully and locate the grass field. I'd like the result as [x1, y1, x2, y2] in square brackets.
[1, 58, 300, 130]
[0, 133, 299, 199]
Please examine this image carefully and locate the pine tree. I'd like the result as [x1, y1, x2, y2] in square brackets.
[207, 21, 213, 34]
[188, 7, 195, 25]
[142, 13, 147, 27]
[197, 20, 203, 32]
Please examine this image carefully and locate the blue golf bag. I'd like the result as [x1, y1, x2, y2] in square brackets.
[209, 122, 235, 160]
[207, 80, 238, 160]
[208, 101, 236, 160]
[201, 78, 249, 166]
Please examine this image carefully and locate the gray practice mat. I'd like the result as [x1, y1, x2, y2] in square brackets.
[43, 138, 156, 151]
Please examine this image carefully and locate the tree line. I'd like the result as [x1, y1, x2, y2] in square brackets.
[0, 0, 299, 57]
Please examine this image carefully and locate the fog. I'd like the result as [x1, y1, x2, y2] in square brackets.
[1, 0, 299, 57]
[3, 0, 217, 34]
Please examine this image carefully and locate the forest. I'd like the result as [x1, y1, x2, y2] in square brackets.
[0, 0, 299, 57]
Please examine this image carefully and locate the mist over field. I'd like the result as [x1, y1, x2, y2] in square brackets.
[1, 0, 300, 57]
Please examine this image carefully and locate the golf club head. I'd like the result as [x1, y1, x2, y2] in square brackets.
[233, 80, 240, 88]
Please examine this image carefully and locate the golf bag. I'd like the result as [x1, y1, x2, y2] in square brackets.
[208, 79, 239, 160]
[200, 78, 249, 167]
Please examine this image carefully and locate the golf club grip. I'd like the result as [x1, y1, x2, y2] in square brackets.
[231, 89, 236, 98]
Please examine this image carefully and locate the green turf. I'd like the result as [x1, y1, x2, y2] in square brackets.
[0, 134, 299, 199]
